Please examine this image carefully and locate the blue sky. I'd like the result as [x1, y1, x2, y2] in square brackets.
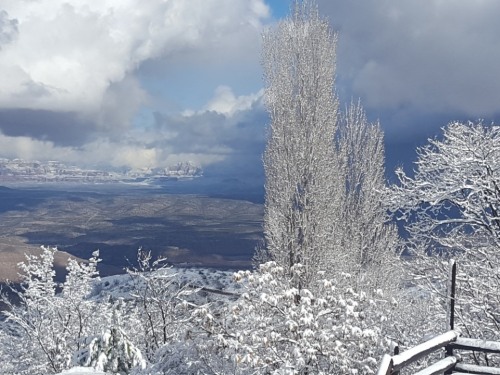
[1, 0, 500, 178]
[267, 0, 290, 19]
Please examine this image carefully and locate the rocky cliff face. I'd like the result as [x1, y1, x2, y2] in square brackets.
[0, 159, 203, 183]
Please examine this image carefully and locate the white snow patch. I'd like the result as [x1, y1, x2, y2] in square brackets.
[57, 367, 107, 374]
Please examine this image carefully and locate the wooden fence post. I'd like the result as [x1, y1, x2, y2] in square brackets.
[393, 345, 400, 375]
[448, 259, 456, 332]
[445, 259, 457, 375]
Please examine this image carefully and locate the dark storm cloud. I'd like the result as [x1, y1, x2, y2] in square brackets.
[315, 0, 500, 171]
[319, 0, 500, 116]
[0, 109, 95, 146]
[152, 98, 267, 176]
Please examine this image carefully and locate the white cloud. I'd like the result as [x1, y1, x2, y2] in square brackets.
[190, 85, 264, 116]
[0, 131, 227, 170]
[0, 0, 270, 118]
[0, 132, 76, 162]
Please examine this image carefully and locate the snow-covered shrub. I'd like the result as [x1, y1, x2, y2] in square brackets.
[74, 326, 146, 374]
[190, 262, 392, 375]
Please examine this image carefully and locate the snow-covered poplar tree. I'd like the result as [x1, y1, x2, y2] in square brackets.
[262, 0, 339, 287]
[336, 101, 400, 290]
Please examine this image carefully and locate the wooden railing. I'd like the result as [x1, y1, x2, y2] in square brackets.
[377, 260, 500, 374]
[377, 331, 500, 375]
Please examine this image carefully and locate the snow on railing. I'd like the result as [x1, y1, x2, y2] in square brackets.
[377, 332, 500, 375]
[377, 330, 459, 375]
[377, 261, 500, 375]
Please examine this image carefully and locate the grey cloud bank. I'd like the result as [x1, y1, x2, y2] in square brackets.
[323, 0, 500, 114]
[316, 0, 500, 172]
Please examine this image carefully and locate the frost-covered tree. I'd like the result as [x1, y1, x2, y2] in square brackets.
[389, 121, 500, 351]
[126, 249, 195, 361]
[0, 247, 59, 374]
[62, 251, 102, 353]
[262, 0, 339, 287]
[336, 101, 400, 290]
[389, 120, 500, 253]
[0, 247, 110, 374]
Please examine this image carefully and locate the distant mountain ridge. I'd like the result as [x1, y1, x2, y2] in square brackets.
[0, 158, 203, 183]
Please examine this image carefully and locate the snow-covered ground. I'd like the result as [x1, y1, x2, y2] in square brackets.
[91, 265, 243, 306]
[56, 367, 107, 374]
